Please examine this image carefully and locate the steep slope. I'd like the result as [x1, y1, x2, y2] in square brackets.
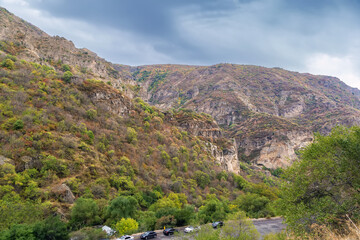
[0, 7, 119, 80]
[125, 64, 360, 168]
[0, 53, 255, 227]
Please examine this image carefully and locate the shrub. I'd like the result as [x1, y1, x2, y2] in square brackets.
[234, 193, 274, 218]
[62, 71, 73, 83]
[12, 119, 24, 130]
[115, 218, 139, 236]
[86, 109, 97, 120]
[61, 64, 71, 72]
[126, 127, 137, 145]
[194, 171, 210, 189]
[1, 59, 15, 70]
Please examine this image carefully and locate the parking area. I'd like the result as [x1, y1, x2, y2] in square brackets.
[120, 217, 286, 240]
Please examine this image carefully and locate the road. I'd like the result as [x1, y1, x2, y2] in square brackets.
[128, 217, 286, 239]
[253, 217, 286, 237]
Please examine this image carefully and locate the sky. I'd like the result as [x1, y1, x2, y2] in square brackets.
[1, 0, 360, 89]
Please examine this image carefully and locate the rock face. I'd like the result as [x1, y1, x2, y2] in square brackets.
[51, 184, 76, 204]
[207, 139, 240, 174]
[238, 130, 313, 169]
[79, 82, 132, 117]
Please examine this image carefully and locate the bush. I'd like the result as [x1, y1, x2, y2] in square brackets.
[0, 223, 35, 240]
[115, 218, 139, 236]
[194, 171, 210, 189]
[1, 59, 15, 70]
[12, 119, 24, 130]
[234, 193, 274, 218]
[61, 64, 71, 72]
[62, 71, 73, 83]
[126, 127, 137, 144]
[86, 109, 97, 120]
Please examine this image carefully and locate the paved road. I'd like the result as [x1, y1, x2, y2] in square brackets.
[129, 217, 286, 240]
[253, 217, 286, 237]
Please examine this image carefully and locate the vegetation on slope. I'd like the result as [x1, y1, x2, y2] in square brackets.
[0, 52, 280, 238]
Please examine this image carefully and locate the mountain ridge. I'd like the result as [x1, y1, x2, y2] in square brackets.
[1, 6, 360, 170]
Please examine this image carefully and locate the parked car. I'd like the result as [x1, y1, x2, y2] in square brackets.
[184, 226, 194, 233]
[140, 231, 157, 239]
[163, 228, 179, 236]
[118, 235, 134, 240]
[184, 226, 201, 233]
[212, 221, 224, 228]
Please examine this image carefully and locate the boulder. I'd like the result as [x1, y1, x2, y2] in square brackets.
[52, 184, 76, 204]
[0, 155, 14, 166]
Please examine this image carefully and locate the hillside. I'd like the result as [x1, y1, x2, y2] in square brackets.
[1, 6, 360, 237]
[2, 6, 360, 170]
[0, 7, 119, 80]
[120, 64, 360, 168]
[0, 8, 285, 235]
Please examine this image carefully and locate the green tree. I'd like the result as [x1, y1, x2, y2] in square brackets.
[174, 204, 195, 226]
[33, 216, 69, 240]
[279, 126, 360, 234]
[198, 195, 229, 223]
[115, 218, 139, 236]
[70, 198, 100, 229]
[138, 211, 157, 231]
[0, 223, 35, 240]
[106, 196, 138, 225]
[234, 193, 273, 218]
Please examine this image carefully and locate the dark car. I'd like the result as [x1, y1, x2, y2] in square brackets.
[140, 231, 157, 239]
[163, 228, 179, 236]
[212, 221, 224, 229]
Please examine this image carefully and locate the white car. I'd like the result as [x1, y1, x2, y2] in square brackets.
[118, 235, 134, 240]
[184, 226, 201, 233]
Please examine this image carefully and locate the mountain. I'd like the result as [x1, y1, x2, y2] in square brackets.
[1, 7, 263, 228]
[2, 6, 360, 235]
[2, 6, 359, 172]
[116, 64, 360, 169]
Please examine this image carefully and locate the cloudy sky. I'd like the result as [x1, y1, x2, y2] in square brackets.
[1, 0, 360, 89]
